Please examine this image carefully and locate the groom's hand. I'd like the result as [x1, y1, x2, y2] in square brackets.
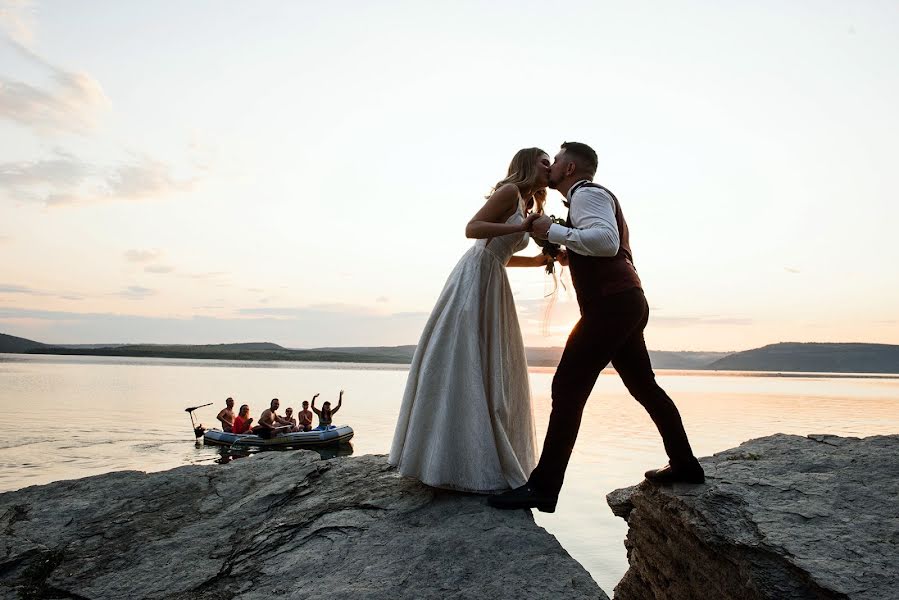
[531, 215, 552, 240]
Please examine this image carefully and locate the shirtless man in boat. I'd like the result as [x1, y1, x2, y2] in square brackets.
[216, 397, 235, 433]
[254, 398, 293, 438]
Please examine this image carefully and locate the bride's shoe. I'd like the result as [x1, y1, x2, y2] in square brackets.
[487, 483, 557, 513]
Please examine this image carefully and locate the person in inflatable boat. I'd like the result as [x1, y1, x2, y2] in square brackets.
[312, 390, 343, 430]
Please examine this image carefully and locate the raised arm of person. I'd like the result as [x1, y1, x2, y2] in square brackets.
[332, 390, 344, 415]
[465, 184, 539, 239]
[311, 394, 321, 416]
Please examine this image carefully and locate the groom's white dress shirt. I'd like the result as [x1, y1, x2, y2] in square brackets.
[546, 180, 620, 257]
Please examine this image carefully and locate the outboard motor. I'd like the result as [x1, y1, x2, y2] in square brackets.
[185, 403, 213, 439]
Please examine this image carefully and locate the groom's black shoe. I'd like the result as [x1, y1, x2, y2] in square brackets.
[644, 460, 705, 485]
[487, 483, 557, 513]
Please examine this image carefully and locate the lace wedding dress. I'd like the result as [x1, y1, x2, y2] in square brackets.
[389, 203, 538, 492]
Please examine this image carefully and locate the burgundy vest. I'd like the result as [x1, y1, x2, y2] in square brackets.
[565, 182, 642, 306]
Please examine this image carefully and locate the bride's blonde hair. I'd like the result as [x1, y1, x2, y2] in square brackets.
[527, 188, 547, 215]
[488, 147, 548, 200]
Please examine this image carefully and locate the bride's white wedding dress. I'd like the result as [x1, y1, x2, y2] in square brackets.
[389, 202, 538, 492]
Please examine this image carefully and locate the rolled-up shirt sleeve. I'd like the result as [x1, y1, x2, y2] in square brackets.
[546, 187, 620, 257]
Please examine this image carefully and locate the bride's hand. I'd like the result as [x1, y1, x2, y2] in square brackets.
[521, 212, 540, 232]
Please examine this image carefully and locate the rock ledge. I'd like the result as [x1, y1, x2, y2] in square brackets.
[1, 452, 606, 600]
[607, 434, 898, 600]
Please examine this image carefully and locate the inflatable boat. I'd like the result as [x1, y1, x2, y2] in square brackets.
[203, 425, 354, 448]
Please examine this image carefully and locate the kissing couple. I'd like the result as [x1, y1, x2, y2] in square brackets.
[389, 142, 705, 513]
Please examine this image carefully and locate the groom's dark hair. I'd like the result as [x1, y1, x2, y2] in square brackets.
[561, 141, 598, 179]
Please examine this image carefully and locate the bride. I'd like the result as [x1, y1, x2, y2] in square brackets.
[389, 147, 552, 492]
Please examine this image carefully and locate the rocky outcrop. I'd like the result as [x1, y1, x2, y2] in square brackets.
[0, 452, 606, 600]
[608, 434, 898, 600]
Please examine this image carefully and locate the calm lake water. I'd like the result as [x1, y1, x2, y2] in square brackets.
[1, 353, 897, 594]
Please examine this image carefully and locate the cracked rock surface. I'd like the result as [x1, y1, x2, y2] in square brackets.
[0, 452, 606, 600]
[607, 434, 899, 600]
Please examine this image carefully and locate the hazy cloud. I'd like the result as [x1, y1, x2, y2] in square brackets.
[390, 311, 430, 319]
[376, 296, 389, 303]
[0, 5, 110, 136]
[0, 305, 430, 347]
[239, 304, 383, 318]
[784, 267, 801, 274]
[144, 264, 174, 274]
[180, 271, 228, 281]
[118, 286, 156, 300]
[125, 249, 162, 263]
[651, 315, 754, 327]
[0, 281, 83, 300]
[0, 150, 196, 207]
[0, 283, 36, 294]
[0, 1, 34, 46]
[0, 6, 204, 206]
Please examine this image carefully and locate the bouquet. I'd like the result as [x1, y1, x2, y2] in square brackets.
[532, 215, 567, 274]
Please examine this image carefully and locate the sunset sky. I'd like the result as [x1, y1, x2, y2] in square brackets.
[1, 0, 897, 351]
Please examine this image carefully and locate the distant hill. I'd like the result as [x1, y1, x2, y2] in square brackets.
[0, 333, 47, 353]
[2, 333, 897, 374]
[307, 346, 418, 362]
[707, 343, 899, 374]
[524, 347, 729, 369]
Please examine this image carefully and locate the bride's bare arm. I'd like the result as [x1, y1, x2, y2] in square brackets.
[507, 255, 551, 267]
[465, 184, 534, 239]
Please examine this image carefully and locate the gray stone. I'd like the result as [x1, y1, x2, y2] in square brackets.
[608, 434, 899, 600]
[0, 452, 606, 600]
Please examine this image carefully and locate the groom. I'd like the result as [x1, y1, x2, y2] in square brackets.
[489, 141, 704, 514]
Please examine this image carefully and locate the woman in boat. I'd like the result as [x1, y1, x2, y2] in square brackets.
[311, 390, 343, 430]
[232, 405, 253, 434]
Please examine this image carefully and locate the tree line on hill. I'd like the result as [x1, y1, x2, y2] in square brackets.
[1, 333, 897, 374]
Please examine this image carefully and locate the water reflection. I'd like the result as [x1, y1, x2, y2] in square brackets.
[2, 354, 897, 595]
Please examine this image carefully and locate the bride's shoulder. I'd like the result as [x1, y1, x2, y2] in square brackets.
[489, 183, 522, 204]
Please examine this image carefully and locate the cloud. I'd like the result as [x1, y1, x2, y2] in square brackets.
[0, 18, 110, 135]
[0, 0, 34, 46]
[0, 281, 82, 300]
[182, 271, 228, 280]
[651, 315, 754, 327]
[784, 267, 801, 274]
[376, 296, 389, 303]
[124, 249, 162, 263]
[144, 264, 174, 274]
[118, 286, 156, 300]
[0, 283, 36, 294]
[0, 305, 430, 347]
[0, 150, 195, 206]
[238, 303, 388, 318]
[0, 7, 205, 206]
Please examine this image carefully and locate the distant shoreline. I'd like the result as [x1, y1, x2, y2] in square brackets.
[2, 333, 897, 375]
[3, 351, 898, 379]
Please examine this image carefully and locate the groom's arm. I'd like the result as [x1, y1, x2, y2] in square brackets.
[546, 188, 620, 256]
